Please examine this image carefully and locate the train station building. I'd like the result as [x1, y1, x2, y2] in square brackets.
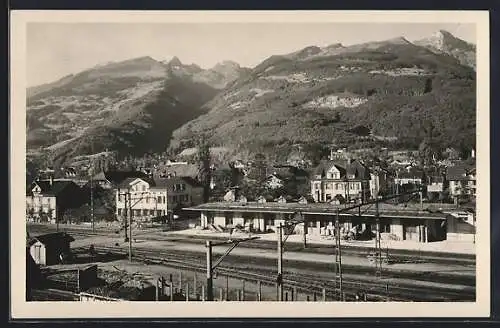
[184, 200, 475, 243]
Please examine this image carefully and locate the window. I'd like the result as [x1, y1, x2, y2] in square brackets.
[145, 197, 149, 204]
[134, 209, 141, 216]
[157, 210, 162, 216]
[315, 183, 320, 190]
[157, 196, 162, 203]
[118, 208, 122, 215]
[163, 196, 166, 203]
[143, 209, 148, 216]
[118, 195, 122, 202]
[173, 196, 178, 202]
[150, 210, 155, 215]
[142, 185, 146, 191]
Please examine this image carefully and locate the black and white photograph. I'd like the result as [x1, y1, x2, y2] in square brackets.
[10, 10, 490, 318]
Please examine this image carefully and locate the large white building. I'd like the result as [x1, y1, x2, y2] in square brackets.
[310, 159, 371, 203]
[26, 178, 84, 222]
[115, 175, 203, 221]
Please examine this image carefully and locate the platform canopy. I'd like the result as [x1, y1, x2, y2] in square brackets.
[183, 202, 448, 220]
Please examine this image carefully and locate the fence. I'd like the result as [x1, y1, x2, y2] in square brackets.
[149, 271, 375, 302]
[79, 292, 123, 302]
[45, 265, 98, 294]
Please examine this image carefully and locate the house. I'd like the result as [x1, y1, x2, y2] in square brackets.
[394, 167, 425, 186]
[156, 163, 199, 180]
[115, 175, 204, 222]
[310, 159, 371, 203]
[425, 172, 446, 193]
[263, 165, 309, 190]
[91, 170, 150, 190]
[446, 163, 476, 201]
[29, 232, 75, 266]
[26, 178, 84, 223]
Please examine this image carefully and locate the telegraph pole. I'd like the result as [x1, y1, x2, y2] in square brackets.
[123, 191, 128, 242]
[205, 236, 259, 301]
[128, 191, 133, 262]
[375, 192, 382, 278]
[334, 209, 343, 300]
[90, 149, 95, 232]
[277, 223, 283, 301]
[206, 240, 213, 301]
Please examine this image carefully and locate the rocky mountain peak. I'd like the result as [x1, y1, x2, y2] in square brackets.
[168, 56, 183, 67]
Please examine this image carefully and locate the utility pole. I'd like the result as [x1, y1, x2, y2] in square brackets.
[123, 191, 129, 242]
[90, 145, 95, 232]
[206, 240, 213, 301]
[128, 191, 133, 262]
[334, 209, 343, 301]
[205, 236, 259, 302]
[277, 223, 283, 301]
[375, 192, 382, 278]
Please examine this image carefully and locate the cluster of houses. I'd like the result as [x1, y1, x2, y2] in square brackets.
[26, 147, 476, 243]
[25, 169, 204, 224]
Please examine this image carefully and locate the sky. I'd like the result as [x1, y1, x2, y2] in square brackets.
[26, 22, 475, 87]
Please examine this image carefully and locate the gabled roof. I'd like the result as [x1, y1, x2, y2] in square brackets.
[156, 164, 199, 179]
[313, 160, 370, 180]
[28, 179, 80, 197]
[116, 177, 156, 189]
[446, 163, 476, 181]
[29, 232, 75, 246]
[152, 176, 203, 189]
[93, 170, 150, 185]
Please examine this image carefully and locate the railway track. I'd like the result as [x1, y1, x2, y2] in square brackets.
[29, 289, 79, 301]
[29, 224, 475, 266]
[87, 245, 475, 302]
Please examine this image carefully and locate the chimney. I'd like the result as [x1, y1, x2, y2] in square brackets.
[471, 149, 475, 159]
[49, 176, 53, 186]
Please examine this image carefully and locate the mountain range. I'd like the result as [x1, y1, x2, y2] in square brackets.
[26, 30, 476, 167]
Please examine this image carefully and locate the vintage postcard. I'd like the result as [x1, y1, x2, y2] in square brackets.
[10, 10, 490, 319]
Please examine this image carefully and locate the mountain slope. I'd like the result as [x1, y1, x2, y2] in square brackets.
[414, 30, 476, 69]
[163, 57, 251, 89]
[170, 32, 476, 163]
[26, 56, 221, 165]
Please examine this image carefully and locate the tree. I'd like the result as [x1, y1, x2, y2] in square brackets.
[196, 138, 212, 203]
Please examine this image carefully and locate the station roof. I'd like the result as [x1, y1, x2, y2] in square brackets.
[183, 202, 447, 220]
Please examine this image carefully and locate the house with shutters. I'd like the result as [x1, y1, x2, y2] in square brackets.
[310, 159, 371, 203]
[446, 163, 476, 202]
[90, 170, 151, 190]
[115, 175, 203, 221]
[26, 178, 84, 222]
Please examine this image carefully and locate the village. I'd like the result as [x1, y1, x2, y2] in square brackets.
[26, 144, 477, 302]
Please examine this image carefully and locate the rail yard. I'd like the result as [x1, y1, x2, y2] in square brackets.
[27, 222, 476, 302]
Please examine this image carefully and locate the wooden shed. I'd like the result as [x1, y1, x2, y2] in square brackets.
[29, 232, 75, 266]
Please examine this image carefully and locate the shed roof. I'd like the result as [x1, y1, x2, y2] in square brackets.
[27, 179, 80, 197]
[29, 232, 75, 246]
